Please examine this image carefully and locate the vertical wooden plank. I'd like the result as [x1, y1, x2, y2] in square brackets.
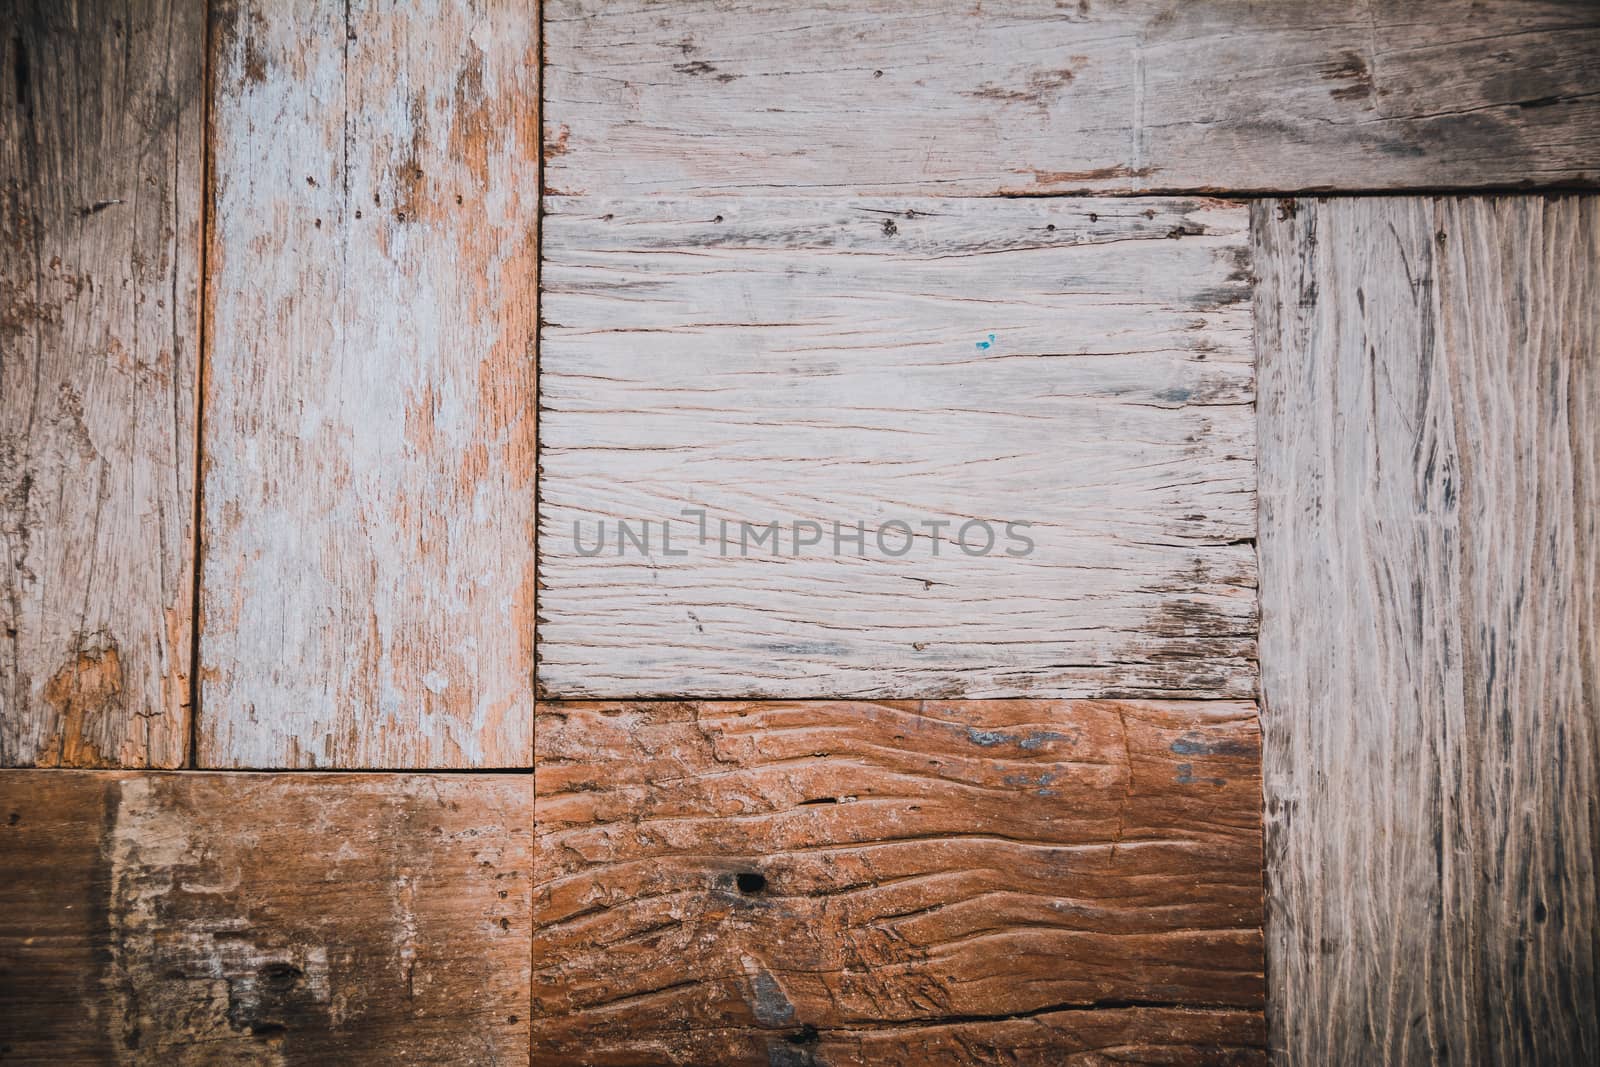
[533, 699, 1265, 1064]
[1258, 196, 1599, 1064]
[0, 766, 115, 1060]
[0, 769, 533, 1063]
[200, 0, 540, 768]
[0, 1, 203, 767]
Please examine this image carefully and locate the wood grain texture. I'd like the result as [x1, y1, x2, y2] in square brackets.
[199, 0, 540, 768]
[544, 0, 1600, 198]
[0, 769, 532, 1063]
[533, 699, 1264, 1065]
[1257, 196, 1599, 1065]
[539, 196, 1255, 699]
[0, 2, 202, 767]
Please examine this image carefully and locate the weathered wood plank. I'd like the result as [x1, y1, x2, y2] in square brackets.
[198, 0, 540, 768]
[1257, 196, 1599, 1065]
[0, 2, 202, 766]
[0, 769, 533, 1063]
[539, 196, 1255, 699]
[533, 699, 1265, 1064]
[545, 0, 1600, 198]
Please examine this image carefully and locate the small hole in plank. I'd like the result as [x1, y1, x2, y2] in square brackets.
[736, 871, 767, 894]
[787, 1024, 820, 1045]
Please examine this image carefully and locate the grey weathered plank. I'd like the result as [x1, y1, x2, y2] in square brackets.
[199, 0, 540, 768]
[0, 1, 203, 767]
[539, 195, 1256, 699]
[0, 769, 533, 1064]
[545, 0, 1600, 198]
[1257, 195, 1599, 1065]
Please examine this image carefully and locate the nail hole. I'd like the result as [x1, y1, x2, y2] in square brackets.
[736, 871, 767, 894]
[258, 963, 303, 992]
[787, 1023, 820, 1045]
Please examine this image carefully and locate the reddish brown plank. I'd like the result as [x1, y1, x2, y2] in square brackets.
[0, 770, 532, 1063]
[532, 699, 1264, 1065]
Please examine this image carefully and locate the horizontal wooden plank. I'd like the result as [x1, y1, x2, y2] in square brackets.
[0, 769, 532, 1063]
[198, 0, 540, 767]
[539, 196, 1255, 699]
[545, 0, 1600, 197]
[0, 1, 203, 766]
[555, 1008, 1268, 1067]
[533, 699, 1264, 1064]
[1257, 195, 1599, 1065]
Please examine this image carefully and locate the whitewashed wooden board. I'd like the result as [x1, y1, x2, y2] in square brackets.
[199, 0, 540, 768]
[1, 3, 203, 767]
[539, 196, 1255, 699]
[1258, 196, 1599, 1065]
[545, 0, 1600, 198]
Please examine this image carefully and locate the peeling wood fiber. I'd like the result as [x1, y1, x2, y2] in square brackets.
[199, 0, 540, 768]
[1257, 196, 1600, 1065]
[0, 769, 533, 1064]
[1, 1, 203, 767]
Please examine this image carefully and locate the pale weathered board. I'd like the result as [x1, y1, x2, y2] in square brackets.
[544, 0, 1600, 199]
[200, 0, 540, 768]
[533, 699, 1265, 1064]
[0, 3, 202, 767]
[1257, 196, 1599, 1065]
[0, 769, 532, 1063]
[539, 196, 1255, 699]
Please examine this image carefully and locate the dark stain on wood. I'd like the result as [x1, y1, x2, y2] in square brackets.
[0, 771, 534, 1063]
[1320, 49, 1373, 103]
[965, 68, 1076, 111]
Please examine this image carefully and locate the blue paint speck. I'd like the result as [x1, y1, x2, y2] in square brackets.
[975, 332, 996, 350]
[965, 727, 1011, 747]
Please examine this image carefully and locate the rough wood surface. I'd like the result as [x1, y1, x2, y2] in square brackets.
[199, 0, 540, 768]
[539, 196, 1256, 699]
[0, 2, 202, 766]
[1257, 196, 1599, 1065]
[545, 0, 1600, 198]
[0, 769, 533, 1063]
[533, 699, 1264, 1064]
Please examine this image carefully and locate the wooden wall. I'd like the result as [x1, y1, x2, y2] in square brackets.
[1, 1, 1596, 1063]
